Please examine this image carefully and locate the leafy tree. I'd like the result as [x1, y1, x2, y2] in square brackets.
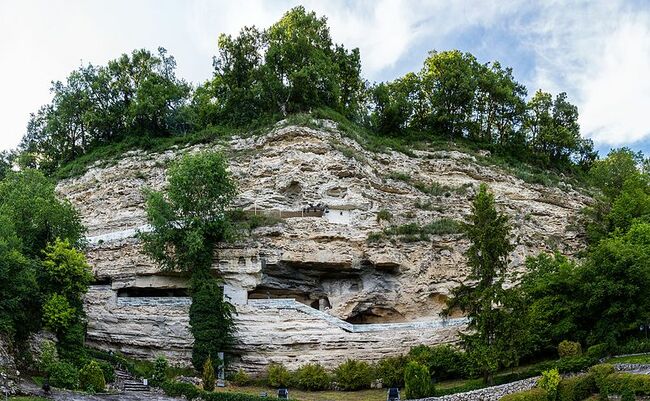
[41, 238, 93, 308]
[0, 170, 84, 257]
[141, 151, 237, 370]
[151, 356, 169, 387]
[589, 148, 645, 200]
[42, 293, 76, 333]
[443, 184, 526, 384]
[578, 222, 650, 344]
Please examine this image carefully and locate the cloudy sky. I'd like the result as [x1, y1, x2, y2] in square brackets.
[1, 0, 649, 155]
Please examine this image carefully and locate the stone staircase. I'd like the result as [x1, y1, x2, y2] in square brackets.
[115, 369, 150, 392]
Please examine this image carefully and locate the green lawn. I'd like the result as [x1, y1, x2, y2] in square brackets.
[217, 385, 386, 401]
[607, 354, 650, 364]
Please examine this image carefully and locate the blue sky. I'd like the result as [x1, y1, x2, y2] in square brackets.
[1, 0, 649, 157]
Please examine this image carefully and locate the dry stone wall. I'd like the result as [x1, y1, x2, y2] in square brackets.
[61, 122, 591, 371]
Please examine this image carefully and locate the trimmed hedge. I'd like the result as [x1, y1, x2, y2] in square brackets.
[557, 374, 595, 401]
[162, 381, 275, 401]
[499, 388, 547, 401]
[601, 373, 650, 395]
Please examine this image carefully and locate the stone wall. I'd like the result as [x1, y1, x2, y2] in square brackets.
[413, 377, 539, 401]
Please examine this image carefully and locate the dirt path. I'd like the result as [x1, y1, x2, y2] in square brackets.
[20, 380, 183, 401]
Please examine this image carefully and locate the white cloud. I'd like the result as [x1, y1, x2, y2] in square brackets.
[519, 1, 650, 146]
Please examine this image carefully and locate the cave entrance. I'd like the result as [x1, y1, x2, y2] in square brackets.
[116, 287, 189, 298]
[345, 307, 405, 324]
[248, 288, 330, 311]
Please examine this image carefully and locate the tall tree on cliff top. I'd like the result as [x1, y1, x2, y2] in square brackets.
[443, 184, 527, 384]
[141, 151, 237, 370]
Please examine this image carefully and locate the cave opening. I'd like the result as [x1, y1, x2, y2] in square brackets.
[116, 287, 189, 298]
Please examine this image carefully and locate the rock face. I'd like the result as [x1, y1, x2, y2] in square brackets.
[0, 335, 18, 395]
[57, 122, 591, 372]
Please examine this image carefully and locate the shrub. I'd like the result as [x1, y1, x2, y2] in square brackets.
[585, 343, 609, 359]
[408, 345, 469, 380]
[500, 388, 548, 401]
[79, 360, 106, 392]
[231, 369, 252, 387]
[404, 361, 435, 399]
[589, 364, 615, 392]
[203, 356, 216, 392]
[333, 359, 374, 391]
[295, 363, 330, 391]
[553, 356, 597, 374]
[537, 368, 560, 401]
[267, 363, 291, 388]
[151, 356, 169, 387]
[377, 209, 393, 223]
[375, 355, 408, 388]
[621, 388, 635, 401]
[557, 374, 595, 401]
[558, 341, 582, 359]
[95, 360, 115, 383]
[49, 360, 79, 390]
[162, 381, 202, 399]
[39, 340, 59, 374]
[601, 372, 650, 396]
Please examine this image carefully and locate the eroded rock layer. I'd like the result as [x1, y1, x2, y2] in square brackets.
[58, 123, 591, 371]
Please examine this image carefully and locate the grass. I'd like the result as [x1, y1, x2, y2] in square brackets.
[607, 354, 650, 364]
[217, 385, 386, 401]
[369, 219, 463, 243]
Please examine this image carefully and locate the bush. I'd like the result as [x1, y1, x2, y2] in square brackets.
[601, 372, 650, 396]
[589, 364, 615, 391]
[408, 345, 469, 380]
[557, 374, 595, 401]
[500, 388, 548, 401]
[377, 209, 393, 223]
[333, 359, 374, 391]
[267, 363, 291, 388]
[404, 361, 435, 399]
[621, 388, 635, 401]
[553, 356, 597, 374]
[537, 368, 560, 401]
[151, 356, 169, 387]
[585, 343, 609, 359]
[49, 360, 79, 389]
[231, 369, 252, 387]
[295, 363, 330, 390]
[162, 380, 283, 401]
[558, 341, 582, 359]
[39, 340, 59, 374]
[79, 360, 106, 392]
[203, 356, 216, 392]
[95, 360, 115, 383]
[375, 355, 408, 388]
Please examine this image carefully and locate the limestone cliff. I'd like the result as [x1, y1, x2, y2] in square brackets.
[57, 121, 591, 372]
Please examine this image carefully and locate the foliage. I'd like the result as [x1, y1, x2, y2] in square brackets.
[162, 380, 274, 401]
[142, 152, 237, 370]
[556, 374, 595, 401]
[499, 388, 548, 401]
[202, 356, 216, 392]
[333, 359, 373, 391]
[41, 238, 93, 307]
[600, 372, 650, 396]
[267, 363, 291, 388]
[294, 364, 330, 391]
[537, 368, 561, 401]
[374, 355, 408, 388]
[376, 209, 392, 223]
[407, 345, 469, 380]
[79, 360, 106, 392]
[382, 219, 462, 242]
[42, 294, 75, 333]
[589, 364, 615, 391]
[230, 369, 252, 387]
[151, 356, 169, 387]
[94, 360, 115, 384]
[38, 340, 59, 374]
[558, 341, 582, 359]
[443, 184, 528, 384]
[585, 344, 609, 359]
[403, 361, 435, 399]
[21, 47, 192, 173]
[49, 361, 79, 390]
[621, 388, 635, 401]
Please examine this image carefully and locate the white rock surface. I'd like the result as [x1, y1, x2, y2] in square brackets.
[59, 123, 591, 371]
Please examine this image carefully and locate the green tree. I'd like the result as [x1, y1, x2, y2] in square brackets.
[41, 238, 93, 308]
[0, 170, 84, 257]
[443, 184, 524, 384]
[202, 356, 216, 392]
[42, 293, 76, 333]
[141, 151, 237, 370]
